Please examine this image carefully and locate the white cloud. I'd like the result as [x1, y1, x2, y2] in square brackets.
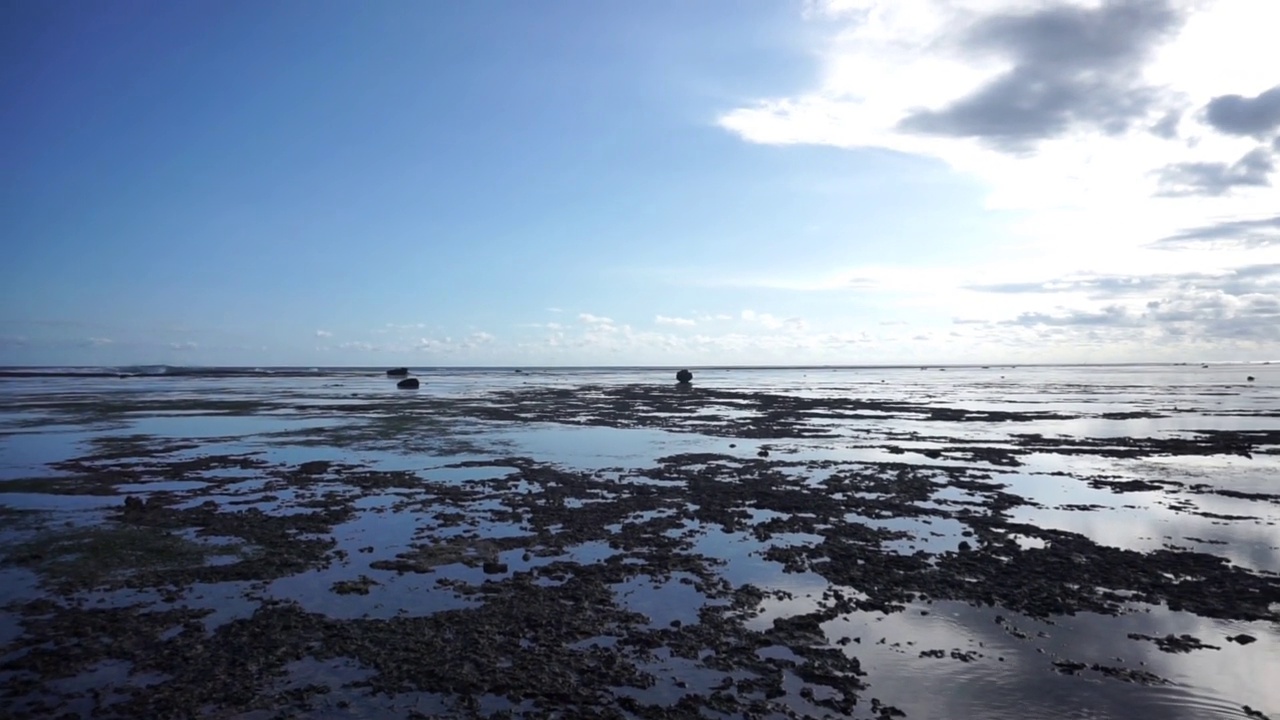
[518, 322, 565, 330]
[655, 315, 697, 327]
[373, 323, 427, 334]
[699, 0, 1280, 360]
[511, 320, 882, 364]
[578, 313, 614, 325]
[394, 331, 499, 354]
[84, 337, 113, 347]
[740, 310, 807, 331]
[975, 263, 1280, 343]
[314, 330, 333, 338]
[338, 341, 377, 352]
[718, 0, 1280, 264]
[169, 341, 197, 351]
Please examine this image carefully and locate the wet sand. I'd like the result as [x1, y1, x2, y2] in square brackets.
[1, 365, 1278, 718]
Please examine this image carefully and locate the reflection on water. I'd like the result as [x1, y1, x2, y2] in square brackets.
[821, 600, 1275, 719]
[488, 423, 745, 469]
[126, 414, 344, 438]
[0, 429, 110, 479]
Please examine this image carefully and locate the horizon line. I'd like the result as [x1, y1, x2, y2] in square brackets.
[2, 361, 1275, 371]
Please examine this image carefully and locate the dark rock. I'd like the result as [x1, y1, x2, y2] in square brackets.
[757, 449, 770, 458]
[1088, 663, 1172, 685]
[331, 575, 379, 595]
[1228, 633, 1258, 645]
[676, 369, 693, 384]
[482, 561, 508, 574]
[1246, 376, 1255, 381]
[397, 378, 420, 389]
[958, 541, 971, 552]
[1128, 632, 1220, 653]
[386, 367, 409, 377]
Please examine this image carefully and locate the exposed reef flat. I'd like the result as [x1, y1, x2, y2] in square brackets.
[2, 366, 1278, 718]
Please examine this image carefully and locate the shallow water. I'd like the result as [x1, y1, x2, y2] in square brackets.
[1, 363, 1278, 719]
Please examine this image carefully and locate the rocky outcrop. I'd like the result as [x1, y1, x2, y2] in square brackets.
[386, 368, 409, 377]
[397, 378, 420, 389]
[676, 369, 693, 384]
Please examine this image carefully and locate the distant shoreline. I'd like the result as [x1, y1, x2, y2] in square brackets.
[0, 361, 1273, 381]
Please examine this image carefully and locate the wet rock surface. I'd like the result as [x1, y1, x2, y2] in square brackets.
[1126, 632, 1221, 653]
[1, 370, 1278, 718]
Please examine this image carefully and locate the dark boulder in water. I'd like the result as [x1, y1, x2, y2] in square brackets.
[676, 369, 693, 384]
[397, 378, 420, 389]
[386, 367, 409, 377]
[298, 461, 331, 475]
[1247, 376, 1255, 382]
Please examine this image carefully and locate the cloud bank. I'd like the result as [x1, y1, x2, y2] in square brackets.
[720, 0, 1279, 215]
[709, 0, 1280, 359]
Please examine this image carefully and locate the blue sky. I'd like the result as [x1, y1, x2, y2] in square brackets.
[3, 0, 1278, 366]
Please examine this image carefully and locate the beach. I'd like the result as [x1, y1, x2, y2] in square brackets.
[1, 364, 1278, 719]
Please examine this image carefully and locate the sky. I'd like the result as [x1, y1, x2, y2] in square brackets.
[2, 0, 1278, 367]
